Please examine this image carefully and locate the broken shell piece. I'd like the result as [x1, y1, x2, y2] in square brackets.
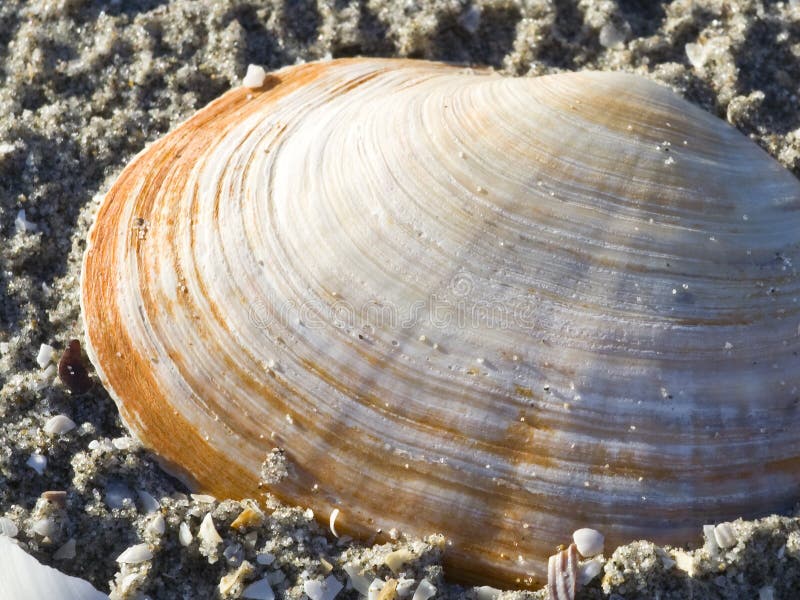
[146, 513, 166, 536]
[242, 577, 275, 600]
[27, 453, 47, 475]
[0, 536, 108, 600]
[303, 574, 343, 600]
[178, 521, 193, 546]
[377, 579, 399, 600]
[32, 517, 57, 538]
[343, 563, 371, 596]
[242, 64, 267, 89]
[198, 513, 223, 563]
[36, 343, 55, 368]
[231, 503, 265, 531]
[411, 579, 436, 600]
[385, 548, 416, 574]
[54, 538, 77, 560]
[0, 516, 19, 537]
[116, 543, 153, 564]
[218, 560, 255, 596]
[547, 544, 578, 600]
[329, 508, 340, 537]
[577, 557, 604, 586]
[572, 528, 604, 557]
[713, 522, 737, 549]
[43, 415, 76, 435]
[42, 490, 68, 508]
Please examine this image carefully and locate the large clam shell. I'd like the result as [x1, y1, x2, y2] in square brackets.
[80, 58, 800, 586]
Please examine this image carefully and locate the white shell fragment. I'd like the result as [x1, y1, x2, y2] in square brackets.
[32, 518, 57, 538]
[547, 543, 578, 600]
[0, 515, 19, 538]
[572, 528, 605, 558]
[329, 508, 340, 538]
[43, 415, 76, 436]
[137, 490, 160, 514]
[36, 343, 55, 368]
[713, 522, 737, 549]
[54, 538, 77, 560]
[146, 513, 166, 536]
[15, 208, 37, 234]
[577, 557, 605, 586]
[242, 577, 276, 600]
[27, 453, 47, 475]
[303, 574, 343, 600]
[343, 563, 371, 596]
[116, 543, 153, 564]
[242, 64, 267, 89]
[81, 57, 800, 587]
[411, 579, 437, 600]
[178, 521, 193, 546]
[0, 536, 109, 600]
[198, 512, 223, 563]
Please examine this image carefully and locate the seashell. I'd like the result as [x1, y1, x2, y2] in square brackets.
[116, 542, 153, 564]
[547, 543, 578, 600]
[0, 536, 109, 600]
[80, 58, 800, 587]
[572, 528, 604, 558]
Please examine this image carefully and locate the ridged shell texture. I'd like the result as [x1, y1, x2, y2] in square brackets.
[81, 58, 800, 586]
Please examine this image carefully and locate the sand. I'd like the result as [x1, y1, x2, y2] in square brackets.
[1, 0, 799, 598]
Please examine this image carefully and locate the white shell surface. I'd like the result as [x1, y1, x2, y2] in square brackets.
[0, 536, 109, 600]
[81, 58, 800, 587]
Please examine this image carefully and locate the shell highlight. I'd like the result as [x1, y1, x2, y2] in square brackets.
[81, 58, 800, 587]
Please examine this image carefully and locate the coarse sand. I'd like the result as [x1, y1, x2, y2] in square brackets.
[1, 1, 799, 598]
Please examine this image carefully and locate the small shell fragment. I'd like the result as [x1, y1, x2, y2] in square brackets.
[577, 557, 604, 586]
[713, 522, 737, 549]
[116, 543, 153, 564]
[0, 516, 19, 538]
[385, 548, 416, 574]
[547, 543, 578, 600]
[54, 538, 77, 560]
[572, 528, 604, 557]
[42, 490, 68, 508]
[43, 415, 76, 435]
[198, 512, 223, 563]
[303, 574, 343, 600]
[329, 508, 340, 538]
[27, 453, 47, 475]
[137, 490, 160, 514]
[32, 518, 57, 538]
[146, 514, 166, 536]
[242, 577, 275, 600]
[36, 343, 55, 368]
[343, 563, 371, 596]
[231, 504, 265, 531]
[242, 64, 267, 89]
[178, 521, 193, 546]
[411, 579, 436, 600]
[377, 579, 399, 600]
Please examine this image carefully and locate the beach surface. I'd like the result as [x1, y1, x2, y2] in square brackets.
[1, 1, 800, 598]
